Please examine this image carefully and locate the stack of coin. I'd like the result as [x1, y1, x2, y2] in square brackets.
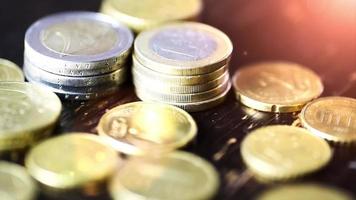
[100, 0, 203, 32]
[24, 12, 134, 100]
[133, 22, 233, 112]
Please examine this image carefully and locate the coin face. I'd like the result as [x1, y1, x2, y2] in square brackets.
[300, 97, 356, 143]
[110, 151, 219, 200]
[0, 59, 24, 82]
[241, 125, 332, 181]
[25, 133, 120, 189]
[233, 62, 323, 112]
[97, 102, 197, 155]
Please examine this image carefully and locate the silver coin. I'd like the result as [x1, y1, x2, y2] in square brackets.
[25, 11, 133, 76]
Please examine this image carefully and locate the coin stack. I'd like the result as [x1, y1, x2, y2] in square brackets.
[133, 22, 233, 112]
[24, 12, 134, 100]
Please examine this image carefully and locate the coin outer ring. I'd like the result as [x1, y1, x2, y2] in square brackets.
[97, 102, 198, 154]
[25, 11, 133, 75]
[0, 58, 24, 81]
[134, 22, 233, 76]
[300, 96, 356, 143]
[109, 151, 219, 200]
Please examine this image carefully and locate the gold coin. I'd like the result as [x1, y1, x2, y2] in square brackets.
[134, 22, 233, 76]
[0, 161, 37, 200]
[241, 125, 332, 181]
[100, 0, 202, 32]
[25, 133, 120, 189]
[0, 58, 24, 82]
[233, 62, 323, 113]
[97, 102, 197, 155]
[109, 151, 219, 200]
[258, 184, 353, 200]
[300, 96, 356, 143]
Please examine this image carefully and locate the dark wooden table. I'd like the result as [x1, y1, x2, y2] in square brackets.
[1, 0, 355, 199]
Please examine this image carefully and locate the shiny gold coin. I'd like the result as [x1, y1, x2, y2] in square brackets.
[0, 161, 37, 200]
[109, 151, 219, 200]
[100, 0, 202, 32]
[300, 96, 356, 143]
[241, 125, 332, 181]
[0, 58, 24, 82]
[135, 22, 233, 76]
[26, 133, 120, 189]
[97, 102, 197, 155]
[258, 184, 353, 200]
[233, 62, 323, 113]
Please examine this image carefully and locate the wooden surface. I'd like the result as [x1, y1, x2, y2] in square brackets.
[1, 0, 355, 199]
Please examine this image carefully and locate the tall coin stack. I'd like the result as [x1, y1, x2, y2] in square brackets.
[133, 22, 233, 112]
[24, 12, 134, 100]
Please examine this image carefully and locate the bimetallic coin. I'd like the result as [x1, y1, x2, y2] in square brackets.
[135, 22, 233, 75]
[109, 151, 219, 200]
[97, 102, 197, 155]
[25, 133, 120, 189]
[257, 184, 353, 200]
[100, 0, 202, 32]
[0, 82, 61, 151]
[0, 59, 24, 82]
[25, 11, 133, 76]
[300, 97, 356, 143]
[0, 162, 37, 200]
[241, 125, 332, 181]
[233, 62, 323, 113]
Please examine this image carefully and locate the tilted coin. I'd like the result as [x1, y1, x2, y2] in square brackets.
[233, 62, 323, 113]
[0, 161, 37, 200]
[25, 11, 133, 76]
[0, 58, 24, 82]
[300, 96, 356, 143]
[109, 151, 219, 200]
[241, 125, 332, 181]
[257, 184, 353, 200]
[100, 0, 202, 32]
[97, 102, 197, 155]
[0, 82, 61, 151]
[135, 22, 233, 75]
[26, 133, 120, 189]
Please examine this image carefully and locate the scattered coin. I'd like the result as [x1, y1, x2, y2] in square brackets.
[0, 58, 24, 82]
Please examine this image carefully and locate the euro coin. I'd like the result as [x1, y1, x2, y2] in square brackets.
[241, 125, 332, 181]
[109, 151, 219, 200]
[97, 102, 197, 155]
[233, 62, 323, 113]
[0, 58, 24, 82]
[300, 96, 356, 143]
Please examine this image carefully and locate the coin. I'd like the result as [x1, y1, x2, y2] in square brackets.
[97, 102, 197, 155]
[257, 184, 353, 200]
[134, 22, 233, 75]
[109, 151, 219, 200]
[300, 97, 356, 143]
[25, 133, 120, 189]
[241, 125, 332, 181]
[0, 58, 24, 82]
[25, 11, 133, 76]
[233, 62, 323, 113]
[100, 0, 202, 32]
[0, 82, 61, 151]
[0, 161, 37, 200]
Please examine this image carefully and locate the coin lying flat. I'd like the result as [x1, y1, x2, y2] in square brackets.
[0, 58, 24, 82]
[135, 22, 233, 76]
[101, 0, 202, 32]
[0, 161, 37, 200]
[0, 82, 61, 151]
[97, 102, 197, 155]
[300, 97, 356, 143]
[26, 133, 120, 189]
[241, 125, 332, 181]
[257, 184, 353, 200]
[233, 62, 323, 113]
[109, 151, 219, 200]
